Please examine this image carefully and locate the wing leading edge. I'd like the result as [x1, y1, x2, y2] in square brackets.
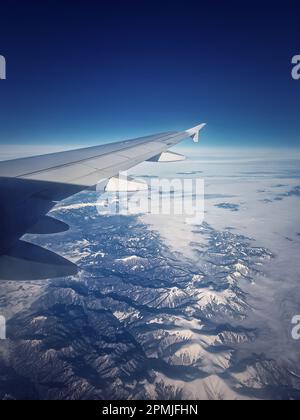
[0, 124, 205, 186]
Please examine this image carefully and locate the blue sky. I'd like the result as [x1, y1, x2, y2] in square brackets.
[0, 0, 299, 147]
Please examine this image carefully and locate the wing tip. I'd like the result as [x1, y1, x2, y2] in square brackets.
[186, 123, 206, 143]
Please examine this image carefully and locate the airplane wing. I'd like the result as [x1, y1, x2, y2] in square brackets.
[0, 123, 205, 280]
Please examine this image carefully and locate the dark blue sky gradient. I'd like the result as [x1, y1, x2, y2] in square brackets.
[0, 0, 300, 146]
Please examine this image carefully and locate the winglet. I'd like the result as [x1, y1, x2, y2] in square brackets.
[186, 123, 206, 143]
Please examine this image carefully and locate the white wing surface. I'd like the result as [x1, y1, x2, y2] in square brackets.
[0, 124, 205, 280]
